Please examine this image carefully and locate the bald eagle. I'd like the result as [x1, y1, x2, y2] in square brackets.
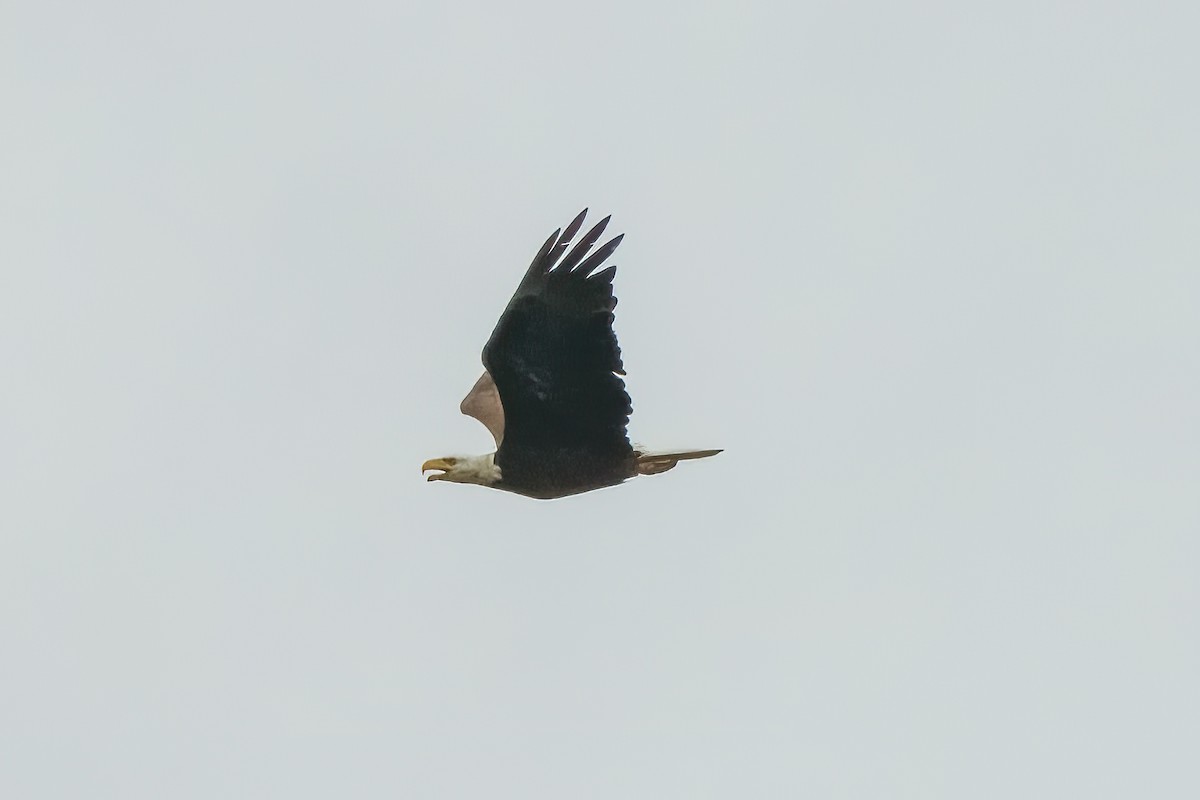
[422, 210, 720, 499]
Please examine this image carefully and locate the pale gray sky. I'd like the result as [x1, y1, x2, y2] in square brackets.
[2, 1, 1197, 797]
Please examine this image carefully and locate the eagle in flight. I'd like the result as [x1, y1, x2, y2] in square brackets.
[422, 210, 720, 499]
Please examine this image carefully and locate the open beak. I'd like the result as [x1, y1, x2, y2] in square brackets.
[422, 458, 454, 481]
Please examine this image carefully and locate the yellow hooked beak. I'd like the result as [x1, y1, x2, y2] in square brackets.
[421, 457, 457, 481]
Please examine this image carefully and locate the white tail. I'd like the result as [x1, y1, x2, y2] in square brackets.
[635, 448, 723, 476]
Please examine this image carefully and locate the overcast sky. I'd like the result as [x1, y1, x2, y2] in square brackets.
[2, 2, 1197, 797]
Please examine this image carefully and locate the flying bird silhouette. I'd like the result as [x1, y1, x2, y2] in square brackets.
[422, 210, 720, 499]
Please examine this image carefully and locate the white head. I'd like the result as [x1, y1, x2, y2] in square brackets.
[421, 453, 502, 486]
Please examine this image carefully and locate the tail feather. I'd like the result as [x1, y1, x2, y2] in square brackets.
[635, 448, 722, 476]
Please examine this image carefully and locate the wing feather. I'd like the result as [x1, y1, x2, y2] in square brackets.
[558, 216, 611, 273]
[481, 211, 633, 479]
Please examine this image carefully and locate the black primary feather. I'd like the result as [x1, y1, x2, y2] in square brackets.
[482, 210, 634, 497]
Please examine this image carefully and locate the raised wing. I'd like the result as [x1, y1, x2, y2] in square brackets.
[459, 370, 505, 448]
[481, 210, 633, 465]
